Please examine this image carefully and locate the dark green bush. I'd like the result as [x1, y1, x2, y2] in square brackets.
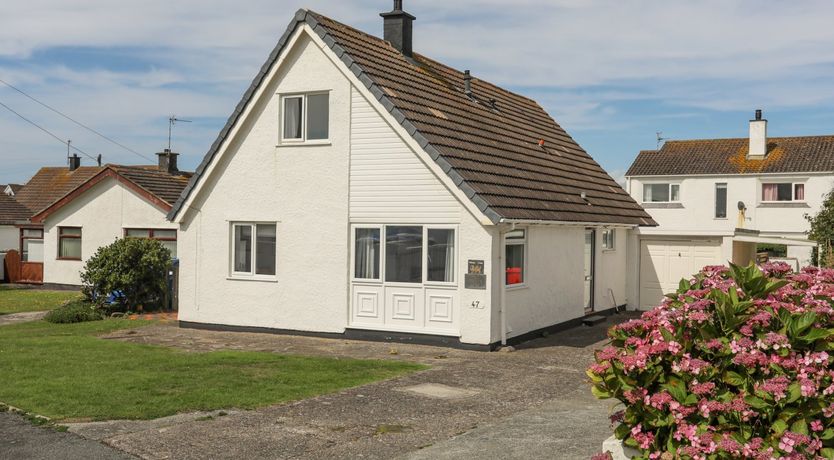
[44, 300, 104, 324]
[80, 237, 172, 311]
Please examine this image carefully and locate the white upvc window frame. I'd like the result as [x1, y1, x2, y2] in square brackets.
[278, 91, 331, 145]
[229, 222, 278, 281]
[350, 224, 459, 288]
[760, 181, 806, 203]
[504, 228, 528, 289]
[642, 182, 681, 203]
[601, 228, 616, 251]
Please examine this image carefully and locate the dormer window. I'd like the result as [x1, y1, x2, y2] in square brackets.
[762, 182, 804, 202]
[281, 92, 329, 143]
[643, 183, 680, 203]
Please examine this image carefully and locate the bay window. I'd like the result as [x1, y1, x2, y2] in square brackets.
[58, 227, 82, 260]
[281, 92, 330, 142]
[231, 223, 277, 278]
[353, 225, 456, 284]
[643, 183, 680, 203]
[762, 182, 805, 202]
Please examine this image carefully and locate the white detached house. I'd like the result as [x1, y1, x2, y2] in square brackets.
[625, 110, 826, 310]
[168, 3, 655, 349]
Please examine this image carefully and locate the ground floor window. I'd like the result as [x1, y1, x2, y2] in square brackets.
[20, 228, 44, 262]
[125, 228, 178, 258]
[353, 225, 456, 284]
[602, 229, 616, 250]
[231, 223, 276, 277]
[58, 227, 82, 260]
[505, 229, 526, 286]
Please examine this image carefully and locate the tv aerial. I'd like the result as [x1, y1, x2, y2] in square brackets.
[656, 131, 669, 149]
[168, 115, 192, 151]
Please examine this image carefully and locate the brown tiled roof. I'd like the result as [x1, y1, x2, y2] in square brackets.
[0, 193, 31, 225]
[170, 9, 655, 226]
[3, 184, 23, 195]
[15, 167, 104, 213]
[627, 136, 834, 177]
[110, 166, 192, 206]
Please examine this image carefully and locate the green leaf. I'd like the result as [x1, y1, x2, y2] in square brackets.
[790, 312, 818, 337]
[591, 386, 611, 399]
[614, 423, 630, 440]
[786, 383, 802, 404]
[745, 395, 769, 410]
[791, 419, 809, 436]
[821, 448, 834, 460]
[801, 328, 834, 343]
[664, 379, 688, 404]
[821, 428, 834, 441]
[771, 419, 788, 435]
[723, 371, 746, 387]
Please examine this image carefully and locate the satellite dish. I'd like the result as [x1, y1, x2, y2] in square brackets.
[738, 201, 747, 211]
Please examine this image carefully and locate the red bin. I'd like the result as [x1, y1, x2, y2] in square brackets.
[506, 267, 522, 284]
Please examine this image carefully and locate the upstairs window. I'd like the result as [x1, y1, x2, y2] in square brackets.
[715, 183, 728, 218]
[281, 93, 329, 142]
[762, 183, 804, 202]
[58, 227, 82, 260]
[643, 183, 680, 203]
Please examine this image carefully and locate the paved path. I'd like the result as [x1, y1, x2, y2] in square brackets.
[0, 411, 134, 460]
[58, 312, 636, 459]
[0, 311, 47, 326]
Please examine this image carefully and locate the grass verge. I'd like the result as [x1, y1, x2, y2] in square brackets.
[0, 319, 425, 421]
[0, 286, 81, 315]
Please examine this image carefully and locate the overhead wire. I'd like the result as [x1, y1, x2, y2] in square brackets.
[0, 98, 99, 162]
[0, 77, 155, 162]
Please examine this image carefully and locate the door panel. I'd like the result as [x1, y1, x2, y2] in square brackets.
[385, 286, 425, 327]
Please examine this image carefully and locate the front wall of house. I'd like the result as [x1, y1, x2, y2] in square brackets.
[628, 174, 833, 236]
[42, 179, 175, 285]
[177, 34, 351, 333]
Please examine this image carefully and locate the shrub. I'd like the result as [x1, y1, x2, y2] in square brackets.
[80, 237, 171, 311]
[589, 263, 834, 459]
[44, 299, 104, 324]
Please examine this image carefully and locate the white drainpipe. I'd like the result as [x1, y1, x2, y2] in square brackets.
[499, 223, 515, 347]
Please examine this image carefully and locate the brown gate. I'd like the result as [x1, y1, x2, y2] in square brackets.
[3, 250, 43, 284]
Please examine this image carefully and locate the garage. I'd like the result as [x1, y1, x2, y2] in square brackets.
[639, 240, 722, 309]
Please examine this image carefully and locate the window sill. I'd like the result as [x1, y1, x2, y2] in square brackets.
[226, 276, 278, 283]
[276, 140, 331, 147]
[641, 202, 684, 209]
[757, 202, 810, 208]
[56, 257, 82, 261]
[601, 249, 616, 253]
[505, 283, 528, 291]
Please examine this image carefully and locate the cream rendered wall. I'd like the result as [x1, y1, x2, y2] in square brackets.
[42, 179, 175, 286]
[0, 226, 16, 252]
[593, 228, 629, 310]
[177, 33, 351, 333]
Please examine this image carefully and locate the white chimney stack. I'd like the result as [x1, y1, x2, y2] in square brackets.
[748, 109, 767, 159]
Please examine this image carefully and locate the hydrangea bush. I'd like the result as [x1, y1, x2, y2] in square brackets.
[589, 263, 834, 459]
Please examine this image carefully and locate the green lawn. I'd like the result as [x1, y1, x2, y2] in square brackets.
[0, 285, 81, 315]
[0, 320, 425, 421]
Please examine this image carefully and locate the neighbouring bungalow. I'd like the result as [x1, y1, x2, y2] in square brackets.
[27, 151, 190, 286]
[167, 3, 655, 349]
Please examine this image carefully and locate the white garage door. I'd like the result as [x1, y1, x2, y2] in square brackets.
[639, 240, 722, 309]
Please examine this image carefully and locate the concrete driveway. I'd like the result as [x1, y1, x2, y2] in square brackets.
[58, 313, 635, 459]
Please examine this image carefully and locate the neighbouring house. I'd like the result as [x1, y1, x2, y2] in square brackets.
[28, 150, 189, 286]
[0, 191, 31, 281]
[5, 155, 104, 283]
[3, 184, 23, 197]
[167, 3, 655, 349]
[625, 110, 825, 310]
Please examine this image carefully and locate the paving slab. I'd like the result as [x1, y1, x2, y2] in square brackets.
[0, 310, 47, 326]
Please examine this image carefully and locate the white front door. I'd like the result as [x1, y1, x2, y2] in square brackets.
[639, 239, 722, 309]
[584, 229, 595, 311]
[350, 225, 459, 336]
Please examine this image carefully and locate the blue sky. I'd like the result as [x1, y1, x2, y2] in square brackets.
[2, 0, 834, 184]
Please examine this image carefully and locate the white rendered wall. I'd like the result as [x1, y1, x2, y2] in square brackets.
[42, 179, 176, 285]
[0, 226, 16, 252]
[177, 33, 352, 334]
[593, 228, 629, 310]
